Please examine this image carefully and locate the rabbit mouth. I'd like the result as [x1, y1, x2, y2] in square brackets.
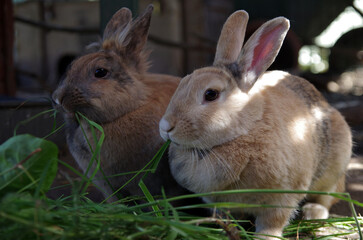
[57, 98, 94, 121]
[62, 110, 75, 119]
[52, 99, 75, 119]
[170, 139, 210, 151]
[57, 106, 76, 120]
[167, 136, 181, 147]
[160, 125, 208, 150]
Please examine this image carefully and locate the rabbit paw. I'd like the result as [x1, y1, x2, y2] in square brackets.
[302, 203, 329, 220]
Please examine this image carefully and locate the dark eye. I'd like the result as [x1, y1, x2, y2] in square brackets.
[94, 68, 109, 78]
[204, 89, 219, 102]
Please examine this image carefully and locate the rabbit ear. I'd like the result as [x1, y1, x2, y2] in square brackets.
[120, 4, 153, 57]
[213, 10, 249, 65]
[237, 17, 290, 92]
[103, 7, 132, 40]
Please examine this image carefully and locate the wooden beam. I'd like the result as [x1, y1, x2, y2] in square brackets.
[0, 0, 16, 96]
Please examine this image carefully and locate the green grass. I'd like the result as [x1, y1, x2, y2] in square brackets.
[1, 189, 362, 239]
[1, 108, 362, 239]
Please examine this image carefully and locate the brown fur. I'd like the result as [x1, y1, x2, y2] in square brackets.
[52, 5, 189, 201]
[159, 11, 352, 239]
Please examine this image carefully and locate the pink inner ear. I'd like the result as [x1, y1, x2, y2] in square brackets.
[249, 24, 283, 72]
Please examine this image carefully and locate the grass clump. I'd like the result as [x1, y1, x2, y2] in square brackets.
[0, 192, 229, 240]
[1, 108, 362, 239]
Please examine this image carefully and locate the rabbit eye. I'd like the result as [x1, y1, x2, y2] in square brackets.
[204, 89, 219, 102]
[94, 68, 109, 78]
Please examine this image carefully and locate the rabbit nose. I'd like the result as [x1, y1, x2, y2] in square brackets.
[51, 90, 62, 106]
[159, 118, 174, 133]
[52, 96, 60, 105]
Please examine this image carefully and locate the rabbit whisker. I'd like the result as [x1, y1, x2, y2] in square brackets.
[197, 136, 241, 188]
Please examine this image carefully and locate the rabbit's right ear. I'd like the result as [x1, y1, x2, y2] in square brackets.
[119, 5, 153, 58]
[213, 10, 249, 66]
[237, 17, 290, 92]
[103, 8, 132, 40]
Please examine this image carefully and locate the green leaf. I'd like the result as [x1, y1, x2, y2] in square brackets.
[0, 134, 58, 196]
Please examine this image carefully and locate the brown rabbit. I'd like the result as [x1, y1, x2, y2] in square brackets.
[159, 10, 352, 239]
[52, 5, 189, 202]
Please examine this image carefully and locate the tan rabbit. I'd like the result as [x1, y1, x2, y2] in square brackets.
[159, 10, 352, 238]
[52, 5, 190, 202]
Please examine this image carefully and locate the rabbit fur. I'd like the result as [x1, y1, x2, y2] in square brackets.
[159, 10, 352, 238]
[52, 5, 189, 202]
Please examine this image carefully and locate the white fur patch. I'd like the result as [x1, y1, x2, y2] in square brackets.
[159, 118, 171, 141]
[311, 106, 325, 121]
[250, 71, 288, 94]
[290, 117, 308, 142]
[303, 203, 329, 219]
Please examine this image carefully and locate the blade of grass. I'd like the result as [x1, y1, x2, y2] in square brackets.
[42, 108, 66, 139]
[13, 109, 55, 136]
[17, 164, 45, 196]
[345, 192, 362, 238]
[16, 179, 40, 194]
[43, 122, 65, 139]
[161, 188, 180, 221]
[223, 211, 253, 240]
[75, 113, 118, 199]
[140, 140, 171, 182]
[0, 211, 64, 236]
[139, 179, 162, 217]
[102, 140, 171, 203]
[135, 141, 171, 217]
[149, 140, 170, 174]
[57, 159, 114, 201]
[74, 113, 100, 190]
[165, 188, 363, 208]
[285, 216, 362, 239]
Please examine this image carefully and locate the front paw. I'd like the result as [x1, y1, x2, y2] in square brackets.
[302, 203, 329, 219]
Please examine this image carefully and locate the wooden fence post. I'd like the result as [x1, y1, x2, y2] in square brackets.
[0, 0, 16, 96]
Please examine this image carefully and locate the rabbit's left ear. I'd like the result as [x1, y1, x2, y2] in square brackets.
[213, 10, 249, 66]
[237, 17, 290, 92]
[103, 7, 132, 40]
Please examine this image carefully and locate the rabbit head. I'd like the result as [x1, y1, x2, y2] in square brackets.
[160, 11, 290, 149]
[52, 5, 154, 123]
